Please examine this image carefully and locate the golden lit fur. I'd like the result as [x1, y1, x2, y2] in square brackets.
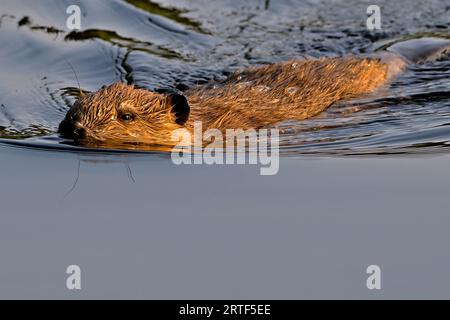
[59, 56, 389, 148]
[187, 57, 387, 130]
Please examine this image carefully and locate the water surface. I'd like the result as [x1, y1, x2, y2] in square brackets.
[1, 0, 449, 154]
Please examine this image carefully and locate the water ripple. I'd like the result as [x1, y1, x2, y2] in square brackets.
[0, 0, 449, 156]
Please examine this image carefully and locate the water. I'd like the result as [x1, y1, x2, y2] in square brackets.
[1, 0, 450, 299]
[1, 0, 449, 154]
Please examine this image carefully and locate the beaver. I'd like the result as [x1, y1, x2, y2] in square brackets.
[59, 37, 450, 149]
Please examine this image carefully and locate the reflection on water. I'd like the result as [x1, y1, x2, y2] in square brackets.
[123, 0, 207, 33]
[64, 29, 183, 60]
[0, 0, 449, 155]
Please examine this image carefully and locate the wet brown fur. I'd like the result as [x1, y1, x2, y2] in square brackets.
[187, 57, 387, 130]
[59, 56, 388, 148]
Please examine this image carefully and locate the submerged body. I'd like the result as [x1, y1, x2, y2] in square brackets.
[58, 37, 450, 149]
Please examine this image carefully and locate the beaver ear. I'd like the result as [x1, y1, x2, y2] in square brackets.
[167, 93, 190, 125]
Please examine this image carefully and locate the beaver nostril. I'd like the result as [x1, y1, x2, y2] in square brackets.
[73, 127, 86, 139]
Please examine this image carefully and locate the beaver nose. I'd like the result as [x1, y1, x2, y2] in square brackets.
[73, 123, 86, 139]
[74, 127, 86, 139]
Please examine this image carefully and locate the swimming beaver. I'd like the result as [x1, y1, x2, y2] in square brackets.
[59, 37, 450, 149]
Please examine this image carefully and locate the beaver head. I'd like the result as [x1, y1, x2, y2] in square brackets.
[58, 82, 190, 148]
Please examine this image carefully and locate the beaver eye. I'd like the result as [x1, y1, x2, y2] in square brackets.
[120, 113, 135, 122]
